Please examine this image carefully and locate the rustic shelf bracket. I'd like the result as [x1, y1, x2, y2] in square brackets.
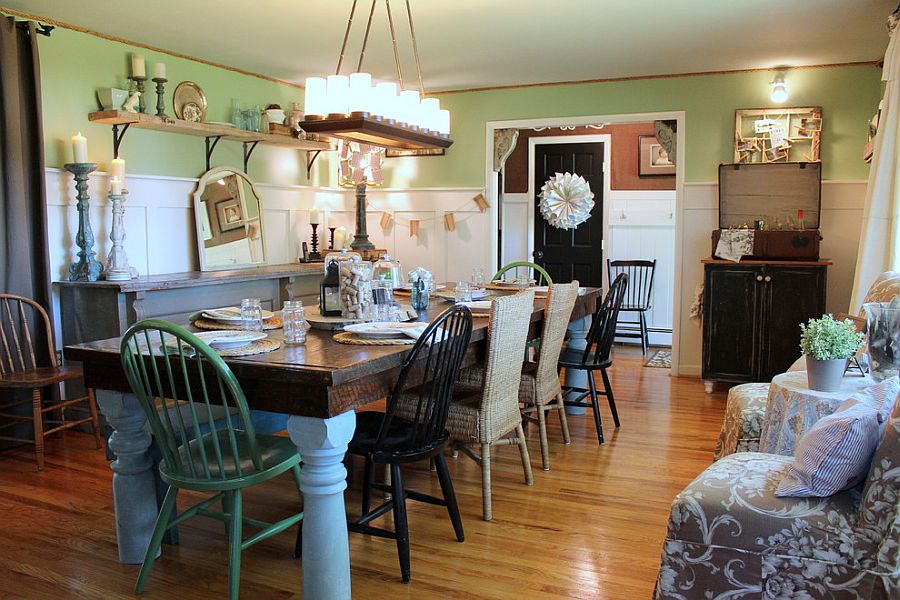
[112, 123, 131, 159]
[204, 135, 224, 171]
[306, 150, 324, 178]
[243, 141, 260, 173]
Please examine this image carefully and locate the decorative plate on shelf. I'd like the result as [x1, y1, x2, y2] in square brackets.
[173, 81, 207, 122]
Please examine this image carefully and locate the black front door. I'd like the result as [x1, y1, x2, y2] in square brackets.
[533, 142, 604, 287]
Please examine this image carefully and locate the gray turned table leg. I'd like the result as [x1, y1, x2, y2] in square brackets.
[563, 315, 591, 415]
[96, 390, 161, 564]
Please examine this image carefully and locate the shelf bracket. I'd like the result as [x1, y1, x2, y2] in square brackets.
[112, 123, 131, 159]
[306, 150, 324, 179]
[204, 135, 224, 171]
[243, 141, 260, 173]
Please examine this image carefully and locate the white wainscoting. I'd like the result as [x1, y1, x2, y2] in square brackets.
[45, 168, 487, 330]
[675, 180, 867, 377]
[608, 190, 676, 346]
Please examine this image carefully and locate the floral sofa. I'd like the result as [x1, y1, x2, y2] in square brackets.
[654, 392, 900, 599]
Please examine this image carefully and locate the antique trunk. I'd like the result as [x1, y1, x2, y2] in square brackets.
[712, 162, 822, 261]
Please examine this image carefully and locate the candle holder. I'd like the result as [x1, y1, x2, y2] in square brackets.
[152, 77, 168, 118]
[104, 189, 137, 281]
[65, 163, 103, 282]
[129, 75, 147, 113]
[309, 223, 322, 261]
[328, 226, 336, 250]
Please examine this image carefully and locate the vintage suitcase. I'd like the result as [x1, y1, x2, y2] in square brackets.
[712, 162, 822, 260]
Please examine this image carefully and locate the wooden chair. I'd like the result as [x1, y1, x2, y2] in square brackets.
[0, 293, 103, 471]
[120, 320, 303, 600]
[492, 261, 553, 286]
[607, 259, 656, 355]
[560, 274, 627, 445]
[438, 292, 536, 521]
[320, 305, 472, 583]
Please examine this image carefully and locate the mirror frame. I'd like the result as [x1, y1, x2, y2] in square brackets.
[192, 166, 268, 271]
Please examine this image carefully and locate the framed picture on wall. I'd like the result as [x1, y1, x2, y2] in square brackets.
[215, 198, 245, 232]
[638, 135, 675, 176]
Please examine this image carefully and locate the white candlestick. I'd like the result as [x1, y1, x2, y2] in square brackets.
[110, 177, 123, 195]
[71, 132, 88, 163]
[131, 54, 146, 78]
[309, 207, 321, 225]
[110, 157, 125, 182]
[152, 62, 166, 79]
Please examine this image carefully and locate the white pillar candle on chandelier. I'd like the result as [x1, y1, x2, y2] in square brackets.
[348, 72, 372, 115]
[304, 77, 327, 119]
[399, 90, 420, 127]
[374, 82, 399, 121]
[420, 97, 440, 132]
[437, 109, 451, 136]
[325, 75, 350, 117]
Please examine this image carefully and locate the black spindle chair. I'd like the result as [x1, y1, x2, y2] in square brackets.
[607, 259, 656, 355]
[295, 305, 473, 584]
[560, 273, 627, 444]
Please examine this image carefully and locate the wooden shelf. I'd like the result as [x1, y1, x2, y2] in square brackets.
[88, 110, 333, 151]
[300, 115, 453, 150]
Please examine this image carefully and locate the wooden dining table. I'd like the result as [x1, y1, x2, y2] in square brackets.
[63, 285, 601, 599]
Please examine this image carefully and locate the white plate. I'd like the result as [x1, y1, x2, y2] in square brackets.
[343, 322, 424, 339]
[435, 288, 489, 302]
[491, 278, 536, 287]
[195, 330, 267, 349]
[202, 306, 275, 322]
[394, 283, 447, 291]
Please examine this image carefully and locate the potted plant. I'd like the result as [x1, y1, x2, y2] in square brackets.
[799, 314, 865, 392]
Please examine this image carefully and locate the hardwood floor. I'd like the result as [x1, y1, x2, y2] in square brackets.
[0, 347, 726, 599]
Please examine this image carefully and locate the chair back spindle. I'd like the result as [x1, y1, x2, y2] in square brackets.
[0, 294, 55, 375]
[583, 274, 628, 365]
[120, 320, 261, 482]
[377, 306, 473, 457]
[607, 259, 656, 311]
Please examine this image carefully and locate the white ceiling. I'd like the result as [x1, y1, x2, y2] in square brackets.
[6, 0, 895, 91]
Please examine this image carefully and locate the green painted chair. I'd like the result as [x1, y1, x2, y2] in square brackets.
[492, 261, 553, 286]
[120, 319, 303, 600]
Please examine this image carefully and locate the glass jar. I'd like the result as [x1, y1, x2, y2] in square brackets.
[339, 259, 373, 320]
[240, 298, 263, 331]
[324, 248, 361, 275]
[282, 300, 310, 345]
[373, 253, 404, 288]
[864, 301, 900, 381]
[410, 279, 429, 311]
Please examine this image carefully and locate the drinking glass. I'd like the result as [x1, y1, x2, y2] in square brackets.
[471, 267, 485, 291]
[282, 300, 309, 345]
[240, 298, 263, 332]
[455, 281, 472, 303]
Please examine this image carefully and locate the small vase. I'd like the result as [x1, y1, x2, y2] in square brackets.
[864, 302, 900, 382]
[806, 356, 849, 392]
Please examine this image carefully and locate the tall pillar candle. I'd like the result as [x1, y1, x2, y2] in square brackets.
[71, 132, 88, 163]
[131, 54, 146, 78]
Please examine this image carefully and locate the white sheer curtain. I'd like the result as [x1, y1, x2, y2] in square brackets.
[850, 21, 900, 312]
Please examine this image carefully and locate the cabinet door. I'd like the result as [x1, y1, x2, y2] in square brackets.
[757, 266, 826, 381]
[702, 266, 761, 382]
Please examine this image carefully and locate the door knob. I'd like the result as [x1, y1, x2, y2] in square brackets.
[764, 275, 772, 282]
[756, 275, 763, 282]
[533, 250, 544, 260]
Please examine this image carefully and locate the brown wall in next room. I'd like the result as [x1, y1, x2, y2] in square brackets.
[502, 123, 676, 193]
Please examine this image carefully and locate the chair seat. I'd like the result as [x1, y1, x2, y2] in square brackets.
[161, 430, 300, 491]
[618, 304, 650, 312]
[714, 383, 770, 460]
[0, 365, 84, 389]
[558, 356, 612, 371]
[350, 410, 448, 462]
[394, 386, 484, 443]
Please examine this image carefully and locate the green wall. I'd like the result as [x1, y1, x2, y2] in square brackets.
[30, 22, 881, 189]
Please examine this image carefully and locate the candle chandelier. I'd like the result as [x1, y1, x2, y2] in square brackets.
[302, 0, 453, 151]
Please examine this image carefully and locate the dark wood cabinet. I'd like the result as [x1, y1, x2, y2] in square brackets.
[702, 260, 829, 388]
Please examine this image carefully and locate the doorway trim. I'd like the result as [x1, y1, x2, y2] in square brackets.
[484, 111, 686, 374]
[526, 134, 612, 285]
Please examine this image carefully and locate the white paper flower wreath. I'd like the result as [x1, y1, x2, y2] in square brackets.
[538, 172, 595, 230]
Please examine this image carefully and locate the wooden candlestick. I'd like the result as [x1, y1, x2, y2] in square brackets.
[351, 183, 375, 250]
[65, 163, 103, 282]
[130, 75, 147, 113]
[309, 223, 322, 260]
[328, 226, 336, 250]
[153, 77, 169, 118]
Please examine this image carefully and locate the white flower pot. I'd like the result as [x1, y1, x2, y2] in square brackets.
[805, 356, 848, 392]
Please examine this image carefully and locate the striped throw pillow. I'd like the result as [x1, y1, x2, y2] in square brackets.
[776, 403, 881, 497]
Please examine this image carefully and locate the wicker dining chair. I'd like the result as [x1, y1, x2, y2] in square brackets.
[330, 305, 473, 584]
[560, 274, 627, 445]
[0, 293, 103, 471]
[434, 291, 536, 521]
[607, 259, 656, 355]
[120, 320, 304, 600]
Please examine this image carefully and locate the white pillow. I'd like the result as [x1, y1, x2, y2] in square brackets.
[776, 403, 881, 497]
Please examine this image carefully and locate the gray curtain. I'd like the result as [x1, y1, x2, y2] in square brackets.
[0, 17, 52, 448]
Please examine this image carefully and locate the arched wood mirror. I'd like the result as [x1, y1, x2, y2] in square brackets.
[193, 167, 266, 271]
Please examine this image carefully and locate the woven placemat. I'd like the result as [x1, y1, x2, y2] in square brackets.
[333, 331, 416, 346]
[194, 316, 283, 331]
[216, 337, 282, 356]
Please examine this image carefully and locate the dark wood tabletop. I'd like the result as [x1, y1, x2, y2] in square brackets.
[64, 286, 601, 419]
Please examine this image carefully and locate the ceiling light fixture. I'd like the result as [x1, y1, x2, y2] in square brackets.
[771, 76, 789, 103]
[301, 0, 452, 151]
